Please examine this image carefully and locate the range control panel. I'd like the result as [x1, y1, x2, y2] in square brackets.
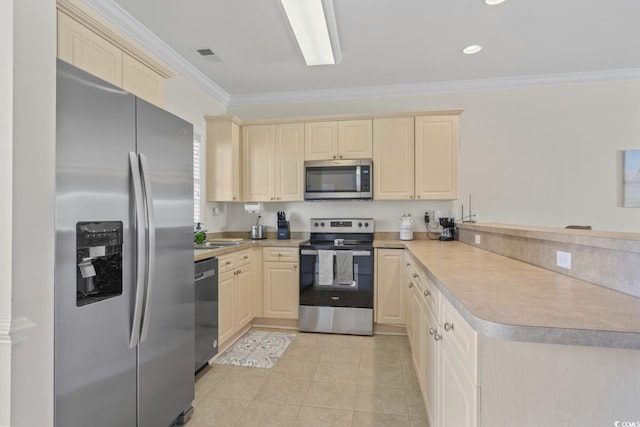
[309, 218, 374, 233]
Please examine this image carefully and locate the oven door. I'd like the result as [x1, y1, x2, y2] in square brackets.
[299, 248, 373, 309]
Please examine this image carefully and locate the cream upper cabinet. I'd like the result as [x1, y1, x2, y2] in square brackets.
[415, 115, 459, 200]
[305, 120, 372, 160]
[243, 125, 275, 202]
[275, 123, 305, 201]
[373, 117, 415, 200]
[57, 11, 123, 87]
[244, 123, 304, 202]
[375, 249, 405, 324]
[206, 117, 242, 202]
[122, 53, 165, 107]
[305, 122, 338, 160]
[57, 5, 169, 107]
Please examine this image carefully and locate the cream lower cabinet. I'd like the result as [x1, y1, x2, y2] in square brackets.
[243, 123, 304, 202]
[205, 117, 242, 202]
[404, 251, 479, 427]
[262, 247, 299, 319]
[217, 249, 255, 346]
[375, 249, 405, 324]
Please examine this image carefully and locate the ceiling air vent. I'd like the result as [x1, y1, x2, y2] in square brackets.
[195, 48, 222, 63]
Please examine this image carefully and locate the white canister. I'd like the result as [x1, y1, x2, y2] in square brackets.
[399, 215, 414, 241]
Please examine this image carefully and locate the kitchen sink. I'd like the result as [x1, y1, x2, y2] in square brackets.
[194, 241, 247, 250]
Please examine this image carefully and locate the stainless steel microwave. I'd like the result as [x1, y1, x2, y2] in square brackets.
[304, 159, 372, 200]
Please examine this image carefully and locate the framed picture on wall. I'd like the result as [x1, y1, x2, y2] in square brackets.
[624, 150, 640, 207]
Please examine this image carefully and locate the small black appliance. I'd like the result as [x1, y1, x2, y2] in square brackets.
[439, 218, 456, 241]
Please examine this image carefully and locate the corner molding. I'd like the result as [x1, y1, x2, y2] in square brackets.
[82, 0, 230, 105]
[227, 68, 640, 106]
[0, 316, 36, 346]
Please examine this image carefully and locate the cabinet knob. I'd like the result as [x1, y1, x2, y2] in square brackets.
[225, 261, 231, 265]
[333, 155, 337, 159]
[232, 196, 237, 200]
[434, 332, 442, 341]
[429, 328, 436, 336]
[409, 195, 414, 199]
[408, 282, 413, 288]
[293, 264, 298, 269]
[277, 197, 281, 200]
[412, 273, 418, 279]
[444, 322, 454, 332]
[339, 155, 343, 159]
[270, 197, 275, 200]
[424, 290, 431, 297]
[417, 195, 421, 199]
[244, 255, 249, 260]
[406, 263, 411, 267]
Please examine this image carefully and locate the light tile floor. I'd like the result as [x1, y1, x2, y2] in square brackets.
[190, 329, 428, 427]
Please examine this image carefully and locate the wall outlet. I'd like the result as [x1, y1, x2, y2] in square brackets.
[556, 251, 572, 269]
[474, 234, 481, 244]
[471, 209, 479, 223]
[425, 210, 437, 226]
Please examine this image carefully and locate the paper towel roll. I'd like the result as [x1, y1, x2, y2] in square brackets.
[244, 202, 264, 213]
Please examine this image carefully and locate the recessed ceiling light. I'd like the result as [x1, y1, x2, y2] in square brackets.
[462, 45, 482, 55]
[485, 0, 506, 5]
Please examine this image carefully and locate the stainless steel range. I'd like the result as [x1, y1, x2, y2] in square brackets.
[299, 218, 374, 335]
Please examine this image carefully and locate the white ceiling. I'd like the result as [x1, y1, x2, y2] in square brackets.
[95, 0, 640, 105]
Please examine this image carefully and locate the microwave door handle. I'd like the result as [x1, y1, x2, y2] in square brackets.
[356, 166, 361, 192]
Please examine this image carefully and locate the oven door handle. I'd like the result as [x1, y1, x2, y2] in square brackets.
[300, 249, 371, 256]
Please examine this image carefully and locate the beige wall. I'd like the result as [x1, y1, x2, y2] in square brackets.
[6, 0, 57, 426]
[0, 0, 14, 424]
[228, 81, 640, 233]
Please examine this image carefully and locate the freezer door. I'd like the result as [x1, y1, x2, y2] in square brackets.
[55, 60, 137, 427]
[135, 99, 195, 427]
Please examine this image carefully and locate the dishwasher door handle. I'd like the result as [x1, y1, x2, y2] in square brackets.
[195, 270, 217, 281]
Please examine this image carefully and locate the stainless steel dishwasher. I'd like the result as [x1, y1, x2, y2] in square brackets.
[194, 257, 218, 373]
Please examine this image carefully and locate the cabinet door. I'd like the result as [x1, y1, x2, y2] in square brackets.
[251, 248, 263, 319]
[415, 115, 459, 200]
[218, 270, 236, 345]
[275, 123, 305, 201]
[206, 119, 241, 202]
[440, 338, 479, 427]
[122, 53, 165, 107]
[338, 119, 372, 159]
[243, 125, 275, 201]
[403, 263, 414, 346]
[421, 299, 439, 427]
[373, 117, 415, 200]
[375, 249, 405, 324]
[305, 122, 338, 160]
[57, 11, 123, 87]
[236, 266, 253, 330]
[263, 262, 299, 319]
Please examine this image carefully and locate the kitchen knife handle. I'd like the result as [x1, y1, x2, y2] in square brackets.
[129, 152, 146, 349]
[139, 153, 156, 344]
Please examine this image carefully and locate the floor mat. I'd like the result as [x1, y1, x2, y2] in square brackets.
[213, 330, 296, 368]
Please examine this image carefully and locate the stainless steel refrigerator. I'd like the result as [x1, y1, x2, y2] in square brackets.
[55, 60, 195, 427]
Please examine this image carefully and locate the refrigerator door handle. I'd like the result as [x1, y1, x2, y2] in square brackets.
[138, 153, 156, 343]
[129, 152, 146, 348]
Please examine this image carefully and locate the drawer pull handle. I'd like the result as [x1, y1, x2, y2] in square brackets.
[406, 263, 410, 267]
[412, 273, 419, 279]
[434, 332, 442, 341]
[225, 261, 231, 265]
[244, 255, 249, 260]
[408, 282, 413, 288]
[424, 290, 431, 297]
[444, 322, 454, 332]
[429, 328, 436, 336]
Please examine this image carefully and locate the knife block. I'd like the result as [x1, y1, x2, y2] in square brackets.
[277, 221, 290, 240]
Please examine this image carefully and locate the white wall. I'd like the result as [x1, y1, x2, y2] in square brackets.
[8, 1, 57, 426]
[227, 81, 640, 233]
[0, 0, 14, 424]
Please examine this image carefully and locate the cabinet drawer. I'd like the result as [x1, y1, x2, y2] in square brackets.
[236, 249, 253, 266]
[218, 253, 237, 273]
[263, 247, 298, 262]
[440, 296, 479, 385]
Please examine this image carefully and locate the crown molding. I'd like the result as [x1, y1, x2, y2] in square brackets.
[0, 316, 36, 346]
[227, 68, 640, 106]
[83, 0, 230, 105]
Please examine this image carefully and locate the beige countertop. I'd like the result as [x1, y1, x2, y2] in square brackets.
[376, 239, 640, 349]
[194, 238, 308, 261]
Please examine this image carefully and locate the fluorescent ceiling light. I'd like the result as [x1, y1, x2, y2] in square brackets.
[462, 45, 483, 55]
[485, 0, 507, 5]
[280, 0, 339, 66]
